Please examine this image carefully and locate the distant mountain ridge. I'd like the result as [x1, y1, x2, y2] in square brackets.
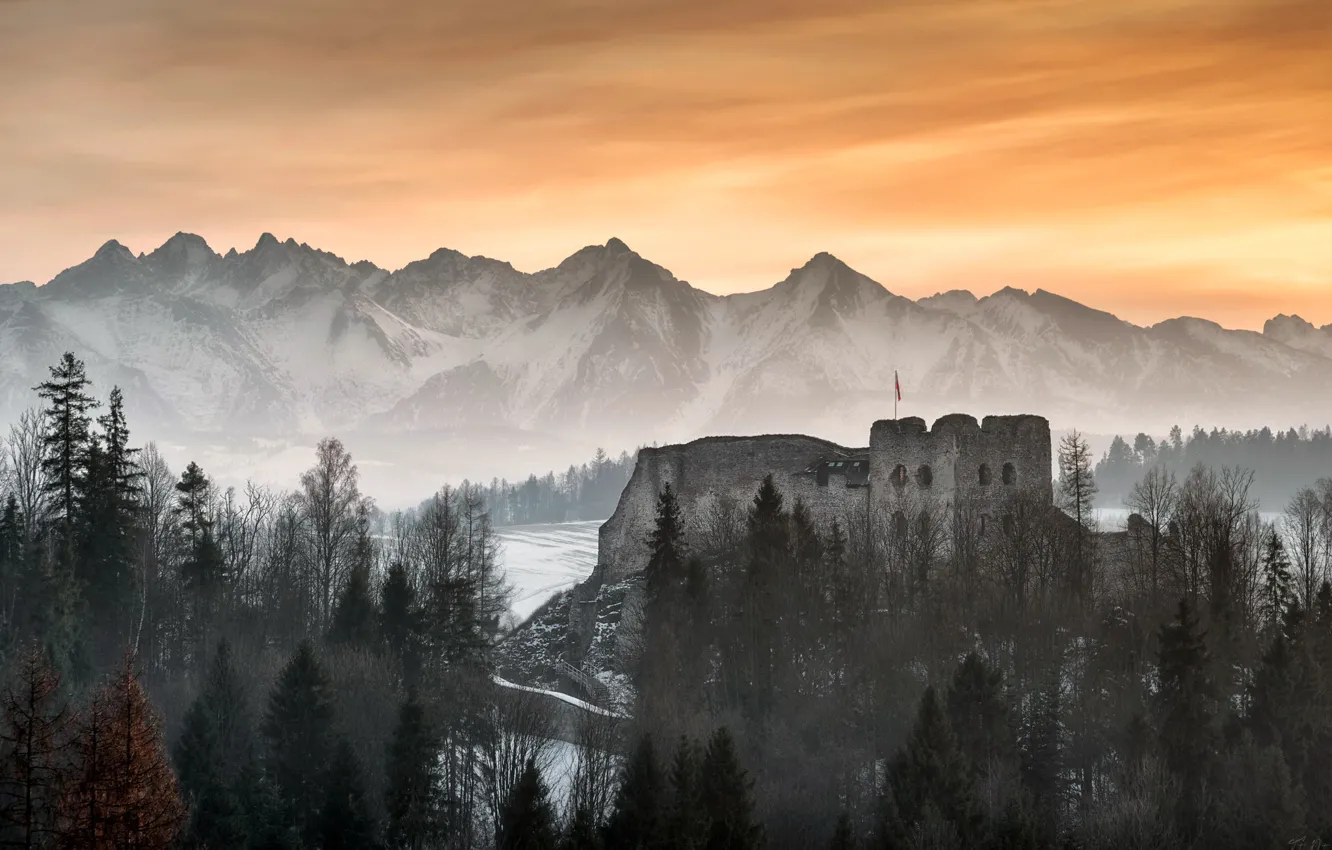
[3, 233, 1330, 449]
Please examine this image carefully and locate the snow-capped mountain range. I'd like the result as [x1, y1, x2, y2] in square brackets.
[3, 233, 1331, 455]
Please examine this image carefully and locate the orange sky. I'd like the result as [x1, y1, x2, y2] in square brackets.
[2, 0, 1329, 329]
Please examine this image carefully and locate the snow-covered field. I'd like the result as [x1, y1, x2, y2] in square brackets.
[495, 521, 601, 622]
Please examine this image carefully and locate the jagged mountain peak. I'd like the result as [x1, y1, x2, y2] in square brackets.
[604, 237, 632, 255]
[93, 239, 135, 262]
[918, 289, 980, 316]
[1265, 313, 1319, 334]
[144, 232, 217, 272]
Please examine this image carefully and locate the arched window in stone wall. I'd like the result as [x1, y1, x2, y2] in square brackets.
[917, 465, 933, 487]
[1002, 515, 1016, 536]
[893, 510, 908, 539]
[979, 514, 989, 535]
[917, 511, 931, 537]
[1002, 462, 1017, 486]
[892, 465, 908, 491]
[979, 464, 992, 486]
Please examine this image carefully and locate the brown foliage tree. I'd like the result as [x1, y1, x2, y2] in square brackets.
[58, 655, 184, 849]
[0, 645, 71, 850]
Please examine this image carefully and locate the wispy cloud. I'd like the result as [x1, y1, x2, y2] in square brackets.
[1, 0, 1328, 328]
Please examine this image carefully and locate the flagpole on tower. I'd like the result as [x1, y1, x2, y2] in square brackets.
[894, 369, 900, 419]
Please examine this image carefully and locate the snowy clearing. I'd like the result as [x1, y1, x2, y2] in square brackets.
[495, 521, 601, 622]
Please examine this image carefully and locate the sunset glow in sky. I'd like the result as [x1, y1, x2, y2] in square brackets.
[2, 0, 1329, 329]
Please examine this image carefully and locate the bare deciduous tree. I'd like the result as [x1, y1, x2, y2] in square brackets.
[296, 437, 363, 633]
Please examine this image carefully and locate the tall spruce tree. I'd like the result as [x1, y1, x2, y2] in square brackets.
[319, 737, 380, 850]
[262, 641, 336, 847]
[384, 690, 441, 850]
[1154, 599, 1215, 833]
[886, 687, 977, 843]
[603, 734, 663, 850]
[638, 484, 688, 731]
[828, 811, 855, 850]
[330, 561, 379, 647]
[1260, 527, 1294, 637]
[380, 561, 422, 685]
[498, 757, 558, 850]
[742, 475, 788, 724]
[665, 736, 705, 850]
[34, 353, 96, 537]
[697, 727, 763, 850]
[945, 653, 1013, 782]
[174, 640, 256, 849]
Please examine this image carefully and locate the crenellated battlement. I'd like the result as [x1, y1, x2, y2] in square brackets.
[595, 414, 1052, 581]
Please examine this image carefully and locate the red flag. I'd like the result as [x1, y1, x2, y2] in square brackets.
[895, 371, 901, 402]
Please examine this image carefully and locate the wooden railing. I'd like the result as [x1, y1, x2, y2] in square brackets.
[553, 658, 610, 706]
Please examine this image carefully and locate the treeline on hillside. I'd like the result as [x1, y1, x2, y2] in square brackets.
[465, 449, 637, 526]
[0, 352, 766, 850]
[1096, 423, 1332, 506]
[621, 430, 1332, 848]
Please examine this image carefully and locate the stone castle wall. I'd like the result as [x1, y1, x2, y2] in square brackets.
[597, 434, 870, 582]
[596, 415, 1052, 581]
[867, 414, 1053, 522]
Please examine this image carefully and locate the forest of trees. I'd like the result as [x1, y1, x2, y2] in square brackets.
[6, 352, 1332, 849]
[0, 353, 764, 850]
[1095, 423, 1332, 506]
[462, 451, 636, 527]
[621, 430, 1332, 848]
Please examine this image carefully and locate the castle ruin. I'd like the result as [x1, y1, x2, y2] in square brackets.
[596, 414, 1052, 581]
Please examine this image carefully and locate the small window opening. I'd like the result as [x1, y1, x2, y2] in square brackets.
[916, 465, 933, 487]
[979, 464, 992, 486]
[893, 510, 908, 539]
[1002, 462, 1017, 486]
[892, 464, 908, 490]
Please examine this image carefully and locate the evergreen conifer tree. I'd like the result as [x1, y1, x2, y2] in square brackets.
[35, 353, 96, 538]
[498, 757, 558, 850]
[945, 653, 1013, 782]
[603, 734, 663, 850]
[1260, 527, 1294, 636]
[330, 561, 379, 647]
[638, 484, 689, 732]
[665, 736, 705, 850]
[828, 811, 855, 850]
[1154, 599, 1215, 833]
[384, 690, 440, 850]
[742, 475, 788, 724]
[319, 737, 380, 850]
[380, 561, 422, 685]
[698, 727, 763, 850]
[887, 687, 977, 843]
[563, 804, 602, 850]
[174, 640, 255, 849]
[262, 641, 336, 846]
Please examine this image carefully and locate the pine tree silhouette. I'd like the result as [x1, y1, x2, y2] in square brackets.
[384, 690, 440, 850]
[330, 561, 379, 647]
[887, 686, 976, 843]
[498, 757, 557, 850]
[603, 734, 663, 850]
[319, 737, 380, 850]
[262, 641, 335, 847]
[698, 727, 763, 850]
